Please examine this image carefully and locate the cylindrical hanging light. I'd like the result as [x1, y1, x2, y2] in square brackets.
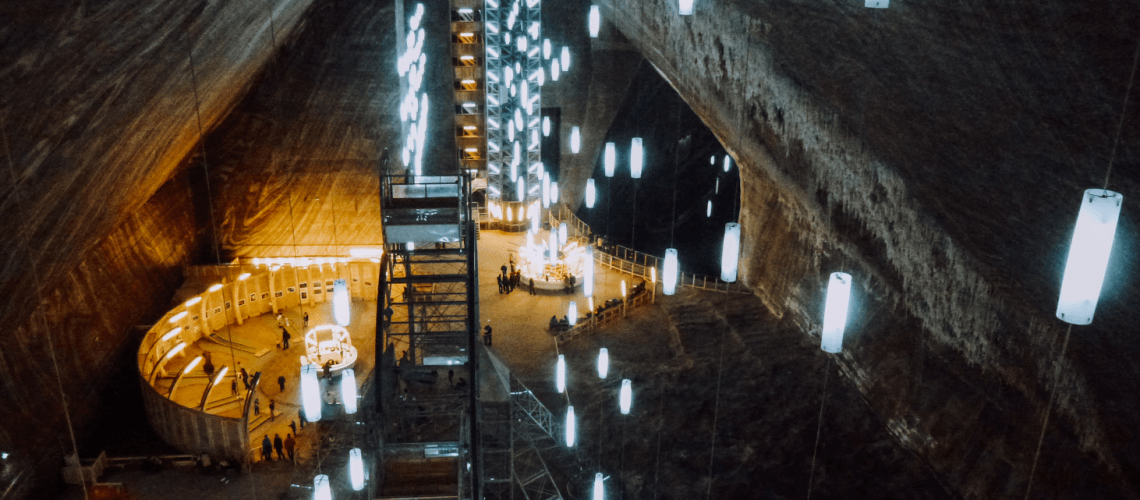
[589, 5, 600, 37]
[569, 301, 577, 326]
[571, 126, 581, 153]
[663, 249, 679, 295]
[314, 474, 331, 500]
[586, 179, 596, 208]
[597, 348, 609, 379]
[594, 472, 604, 500]
[517, 178, 525, 203]
[723, 155, 732, 172]
[543, 116, 551, 136]
[556, 354, 566, 393]
[543, 38, 552, 59]
[334, 279, 351, 326]
[630, 137, 643, 178]
[604, 142, 616, 177]
[561, 46, 571, 71]
[715, 177, 719, 194]
[341, 369, 358, 414]
[720, 223, 740, 283]
[707, 200, 712, 217]
[620, 280, 627, 298]
[552, 59, 561, 81]
[1057, 189, 1123, 324]
[349, 448, 365, 491]
[620, 379, 632, 414]
[584, 248, 595, 296]
[588, 296, 595, 312]
[531, 206, 540, 233]
[559, 222, 568, 245]
[542, 175, 551, 208]
[679, 0, 694, 15]
[821, 272, 853, 353]
[301, 364, 322, 422]
[565, 406, 576, 447]
[551, 181, 560, 203]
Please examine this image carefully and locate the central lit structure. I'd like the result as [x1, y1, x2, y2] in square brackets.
[516, 226, 587, 292]
[301, 324, 359, 376]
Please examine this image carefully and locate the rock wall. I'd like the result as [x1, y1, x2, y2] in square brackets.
[595, 0, 1140, 498]
[0, 0, 312, 495]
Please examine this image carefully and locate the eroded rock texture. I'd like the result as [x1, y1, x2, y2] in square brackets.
[594, 0, 1140, 498]
[0, 0, 311, 495]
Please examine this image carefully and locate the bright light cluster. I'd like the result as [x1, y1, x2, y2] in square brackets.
[399, 3, 429, 176]
[486, 0, 542, 209]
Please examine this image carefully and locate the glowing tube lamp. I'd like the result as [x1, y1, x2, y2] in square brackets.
[543, 38, 551, 59]
[721, 223, 740, 283]
[314, 474, 331, 500]
[517, 178, 525, 203]
[301, 364, 322, 422]
[161, 327, 183, 342]
[565, 406, 576, 447]
[620, 379, 632, 414]
[594, 473, 604, 500]
[556, 355, 566, 393]
[551, 181, 559, 203]
[185, 297, 202, 307]
[184, 356, 202, 374]
[584, 249, 595, 296]
[597, 348, 609, 379]
[571, 126, 581, 153]
[208, 283, 223, 292]
[569, 301, 578, 326]
[542, 175, 551, 208]
[707, 200, 712, 217]
[543, 116, 551, 136]
[589, 6, 600, 37]
[663, 248, 679, 295]
[630, 138, 643, 178]
[586, 179, 596, 208]
[1057, 189, 1123, 324]
[531, 207, 540, 233]
[604, 142, 616, 177]
[238, 272, 251, 281]
[561, 46, 571, 71]
[342, 369, 358, 414]
[680, 0, 694, 15]
[334, 279, 350, 326]
[560, 223, 568, 245]
[169, 311, 188, 323]
[552, 60, 561, 81]
[165, 342, 187, 360]
[349, 448, 365, 491]
[723, 155, 731, 172]
[212, 366, 229, 388]
[821, 272, 852, 353]
[620, 280, 627, 298]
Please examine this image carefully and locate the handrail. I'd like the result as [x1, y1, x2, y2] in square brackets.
[554, 292, 651, 345]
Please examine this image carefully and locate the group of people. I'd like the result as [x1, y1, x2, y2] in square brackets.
[498, 259, 534, 295]
[261, 432, 296, 462]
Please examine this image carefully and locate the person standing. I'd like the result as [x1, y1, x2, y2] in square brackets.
[261, 435, 272, 461]
[284, 434, 296, 462]
[303, 312, 309, 327]
[483, 324, 493, 346]
[289, 420, 298, 436]
[273, 434, 284, 460]
[240, 367, 250, 390]
[497, 274, 504, 294]
[202, 355, 215, 379]
[529, 277, 536, 295]
[281, 327, 291, 349]
[231, 378, 238, 396]
[501, 264, 508, 277]
[278, 375, 286, 392]
[269, 399, 276, 420]
[254, 398, 261, 416]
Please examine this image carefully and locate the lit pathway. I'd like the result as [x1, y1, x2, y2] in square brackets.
[477, 229, 644, 377]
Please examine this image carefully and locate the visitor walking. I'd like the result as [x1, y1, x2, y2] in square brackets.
[281, 327, 291, 349]
[231, 378, 238, 396]
[303, 312, 309, 327]
[497, 274, 504, 293]
[284, 434, 296, 462]
[529, 277, 536, 295]
[289, 420, 298, 436]
[240, 367, 250, 390]
[273, 434, 284, 460]
[261, 435, 272, 461]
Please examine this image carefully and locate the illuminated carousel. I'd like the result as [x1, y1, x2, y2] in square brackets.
[299, 324, 358, 377]
[517, 227, 588, 292]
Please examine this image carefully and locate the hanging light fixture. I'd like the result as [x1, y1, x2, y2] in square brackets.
[349, 448, 365, 491]
[542, 175, 551, 208]
[721, 223, 740, 282]
[301, 364, 322, 422]
[551, 181, 560, 203]
[517, 178, 525, 203]
[723, 155, 732, 172]
[715, 177, 719, 194]
[543, 38, 551, 59]
[314, 474, 331, 500]
[679, 0, 694, 15]
[707, 200, 712, 217]
[569, 301, 578, 326]
[658, 248, 678, 295]
[334, 279, 351, 326]
[586, 179, 596, 208]
[597, 348, 609, 379]
[543, 116, 551, 136]
[531, 206, 540, 233]
[561, 46, 571, 71]
[551, 59, 561, 81]
[620, 280, 627, 298]
[1057, 189, 1123, 324]
[604, 142, 616, 177]
[556, 354, 566, 393]
[565, 406, 577, 447]
[589, 5, 600, 37]
[559, 222, 568, 245]
[584, 248, 595, 296]
[588, 296, 595, 312]
[630, 137, 643, 178]
[341, 369, 358, 414]
[571, 126, 581, 153]
[821, 272, 853, 353]
[594, 472, 605, 500]
[620, 379, 632, 414]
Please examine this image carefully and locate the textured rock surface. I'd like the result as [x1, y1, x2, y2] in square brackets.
[594, 0, 1140, 498]
[0, 0, 311, 495]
